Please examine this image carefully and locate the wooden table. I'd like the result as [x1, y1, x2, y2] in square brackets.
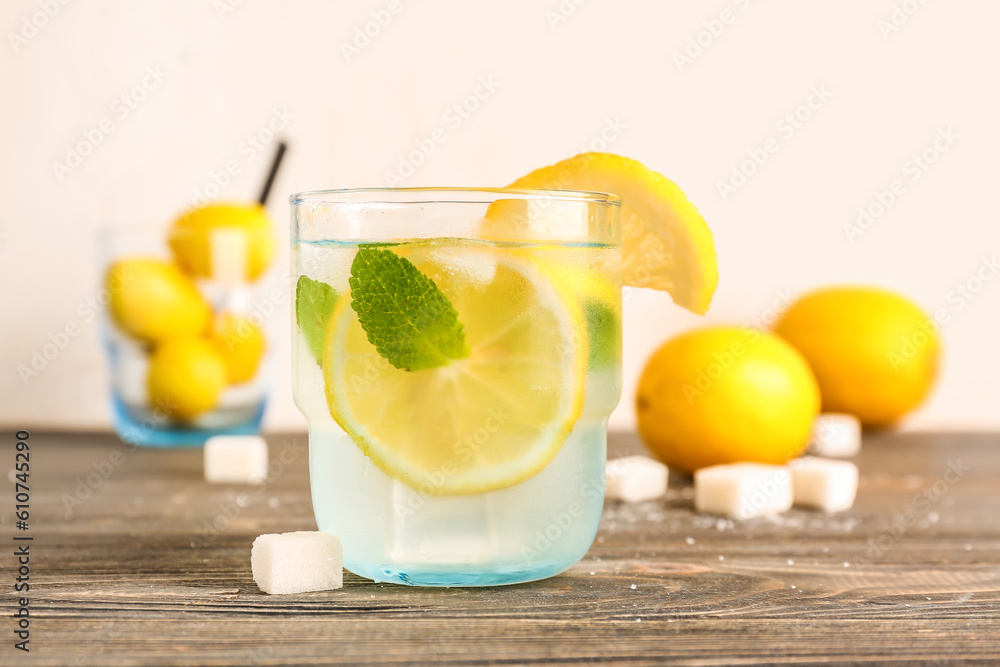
[5, 431, 999, 665]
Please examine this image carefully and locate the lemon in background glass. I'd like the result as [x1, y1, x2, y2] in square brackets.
[636, 326, 820, 474]
[169, 203, 275, 281]
[147, 337, 228, 420]
[774, 287, 939, 426]
[210, 313, 267, 384]
[107, 258, 211, 343]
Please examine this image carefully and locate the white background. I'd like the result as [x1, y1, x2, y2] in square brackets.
[2, 0, 998, 432]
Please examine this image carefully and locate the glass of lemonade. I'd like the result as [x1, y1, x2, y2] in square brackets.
[291, 188, 621, 586]
[100, 229, 271, 447]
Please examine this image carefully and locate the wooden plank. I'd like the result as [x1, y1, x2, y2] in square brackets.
[3, 431, 999, 665]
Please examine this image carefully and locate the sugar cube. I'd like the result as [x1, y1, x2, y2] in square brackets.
[204, 435, 268, 484]
[809, 413, 861, 457]
[694, 463, 792, 519]
[251, 531, 343, 594]
[605, 455, 668, 503]
[791, 456, 859, 513]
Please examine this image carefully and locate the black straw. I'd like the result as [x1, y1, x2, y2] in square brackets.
[257, 141, 287, 206]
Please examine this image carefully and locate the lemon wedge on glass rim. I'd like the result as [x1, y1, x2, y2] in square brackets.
[484, 152, 719, 315]
[322, 242, 587, 495]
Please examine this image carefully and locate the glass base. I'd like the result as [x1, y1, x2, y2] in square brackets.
[111, 395, 266, 447]
[310, 417, 607, 587]
[351, 561, 574, 587]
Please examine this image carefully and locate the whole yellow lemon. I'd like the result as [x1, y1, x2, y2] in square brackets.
[636, 326, 820, 474]
[148, 337, 227, 421]
[107, 258, 211, 342]
[169, 203, 275, 281]
[210, 313, 267, 384]
[773, 287, 939, 426]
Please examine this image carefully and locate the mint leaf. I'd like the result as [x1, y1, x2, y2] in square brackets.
[296, 275, 339, 365]
[584, 299, 620, 368]
[349, 247, 470, 371]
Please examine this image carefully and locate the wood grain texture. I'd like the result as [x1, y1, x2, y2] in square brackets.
[3, 431, 999, 666]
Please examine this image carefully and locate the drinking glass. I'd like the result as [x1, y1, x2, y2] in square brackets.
[291, 188, 621, 585]
[100, 229, 270, 447]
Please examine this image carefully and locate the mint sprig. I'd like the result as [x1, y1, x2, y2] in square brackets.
[349, 247, 470, 371]
[295, 275, 339, 365]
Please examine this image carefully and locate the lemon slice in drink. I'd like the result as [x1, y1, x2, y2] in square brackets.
[486, 152, 719, 314]
[322, 243, 587, 495]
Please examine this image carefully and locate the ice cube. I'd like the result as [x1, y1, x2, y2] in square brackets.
[388, 482, 498, 563]
[251, 531, 343, 594]
[114, 340, 150, 407]
[429, 247, 497, 285]
[211, 228, 248, 285]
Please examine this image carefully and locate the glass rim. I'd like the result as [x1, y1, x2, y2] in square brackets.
[289, 187, 621, 207]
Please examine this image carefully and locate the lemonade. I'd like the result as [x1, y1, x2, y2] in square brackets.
[292, 189, 622, 585]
